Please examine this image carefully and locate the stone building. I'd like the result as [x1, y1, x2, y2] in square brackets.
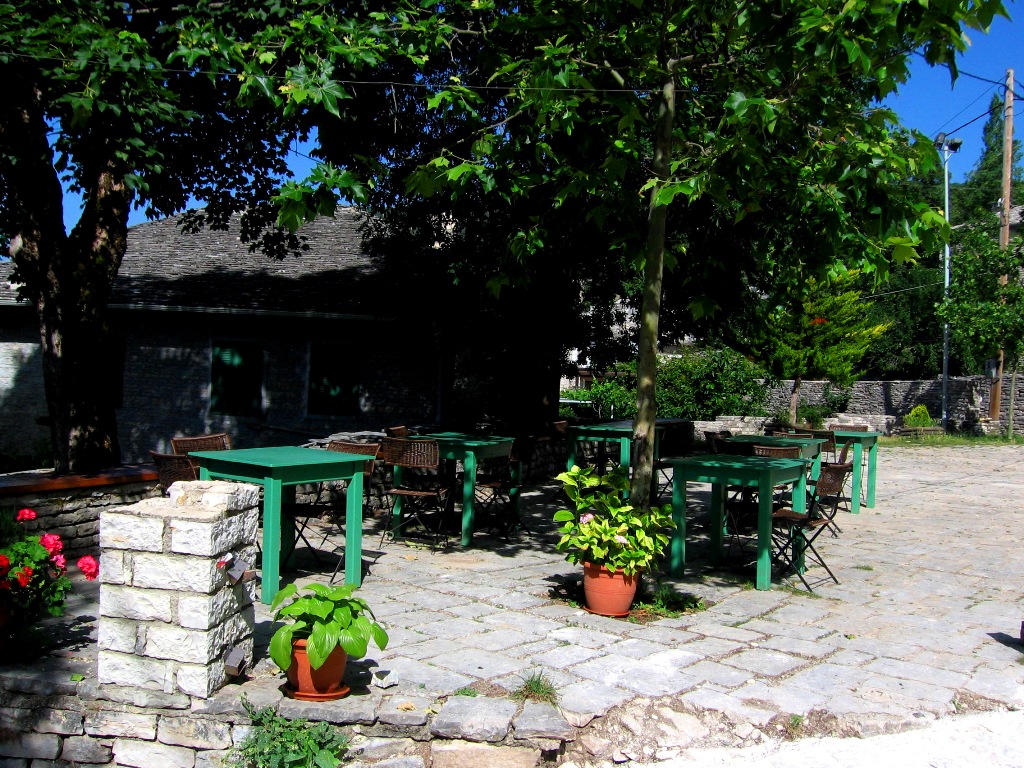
[0, 208, 440, 469]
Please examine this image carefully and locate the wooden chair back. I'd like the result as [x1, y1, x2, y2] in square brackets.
[381, 437, 440, 470]
[171, 432, 232, 455]
[326, 440, 380, 476]
[753, 445, 802, 459]
[384, 425, 411, 438]
[150, 451, 197, 493]
[833, 424, 869, 432]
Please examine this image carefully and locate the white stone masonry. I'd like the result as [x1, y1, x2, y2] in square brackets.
[96, 481, 260, 699]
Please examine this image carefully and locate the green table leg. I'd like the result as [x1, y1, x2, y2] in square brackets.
[391, 465, 405, 537]
[849, 443, 863, 514]
[566, 439, 579, 471]
[618, 437, 631, 471]
[669, 476, 686, 577]
[461, 451, 477, 547]
[709, 482, 725, 566]
[755, 476, 773, 590]
[261, 477, 283, 605]
[344, 472, 363, 586]
[865, 441, 877, 508]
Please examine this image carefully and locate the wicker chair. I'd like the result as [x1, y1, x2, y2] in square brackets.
[807, 429, 837, 462]
[770, 462, 849, 592]
[753, 444, 804, 509]
[150, 451, 197, 494]
[379, 437, 450, 548]
[171, 433, 232, 471]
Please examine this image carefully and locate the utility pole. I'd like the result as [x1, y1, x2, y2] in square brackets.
[989, 68, 1014, 421]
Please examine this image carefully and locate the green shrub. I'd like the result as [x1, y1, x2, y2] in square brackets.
[903, 404, 934, 428]
[566, 348, 776, 421]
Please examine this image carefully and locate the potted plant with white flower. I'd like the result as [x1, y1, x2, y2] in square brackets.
[553, 465, 674, 616]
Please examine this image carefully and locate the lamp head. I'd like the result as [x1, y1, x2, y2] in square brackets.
[948, 138, 963, 152]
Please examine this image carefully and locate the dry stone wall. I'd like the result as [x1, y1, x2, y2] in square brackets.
[1, 481, 160, 556]
[97, 481, 260, 700]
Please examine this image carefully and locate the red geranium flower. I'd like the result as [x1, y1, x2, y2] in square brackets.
[16, 508, 37, 522]
[77, 556, 100, 581]
[51, 553, 67, 571]
[0, 554, 9, 577]
[40, 533, 63, 554]
[15, 568, 33, 587]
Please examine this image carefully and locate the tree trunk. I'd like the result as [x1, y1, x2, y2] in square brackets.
[5, 77, 126, 473]
[630, 63, 676, 508]
[788, 376, 803, 427]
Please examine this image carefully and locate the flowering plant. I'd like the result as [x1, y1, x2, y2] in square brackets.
[0, 507, 99, 642]
[553, 465, 675, 577]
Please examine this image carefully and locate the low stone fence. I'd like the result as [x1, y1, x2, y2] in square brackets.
[0, 467, 160, 556]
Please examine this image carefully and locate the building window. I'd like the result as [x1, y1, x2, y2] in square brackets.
[211, 342, 264, 417]
[308, 343, 361, 417]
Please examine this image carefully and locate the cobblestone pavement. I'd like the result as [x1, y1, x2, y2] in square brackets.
[7, 443, 1024, 766]
[251, 443, 1024, 763]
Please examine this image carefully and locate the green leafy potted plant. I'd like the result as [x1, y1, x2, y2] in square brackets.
[269, 583, 388, 701]
[553, 465, 675, 616]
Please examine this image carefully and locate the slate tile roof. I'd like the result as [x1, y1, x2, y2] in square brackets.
[1, 206, 381, 317]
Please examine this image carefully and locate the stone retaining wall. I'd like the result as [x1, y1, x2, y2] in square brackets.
[1, 481, 160, 556]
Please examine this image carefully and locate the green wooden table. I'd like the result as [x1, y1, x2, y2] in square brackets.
[662, 455, 808, 590]
[403, 433, 520, 546]
[721, 435, 827, 481]
[832, 430, 882, 513]
[189, 446, 368, 603]
[565, 419, 689, 472]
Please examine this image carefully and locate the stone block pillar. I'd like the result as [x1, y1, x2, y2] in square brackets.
[97, 481, 261, 699]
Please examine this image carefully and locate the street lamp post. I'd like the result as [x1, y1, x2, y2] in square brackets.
[934, 133, 962, 432]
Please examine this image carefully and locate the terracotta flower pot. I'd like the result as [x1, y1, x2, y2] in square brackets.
[582, 562, 638, 617]
[285, 639, 350, 701]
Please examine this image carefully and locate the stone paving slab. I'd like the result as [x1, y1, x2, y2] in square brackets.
[4, 444, 1024, 765]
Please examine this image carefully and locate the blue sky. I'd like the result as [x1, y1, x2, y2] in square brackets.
[883, 11, 1021, 183]
[71, 10, 1021, 231]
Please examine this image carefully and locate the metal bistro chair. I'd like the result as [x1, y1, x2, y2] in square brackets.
[320, 440, 382, 584]
[752, 444, 805, 510]
[651, 425, 695, 503]
[472, 437, 526, 539]
[770, 461, 850, 592]
[284, 441, 382, 573]
[379, 437, 450, 549]
[150, 451, 198, 495]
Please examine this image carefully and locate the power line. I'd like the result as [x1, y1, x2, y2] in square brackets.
[928, 84, 999, 137]
[865, 281, 943, 300]
[958, 69, 1024, 101]
[941, 107, 998, 138]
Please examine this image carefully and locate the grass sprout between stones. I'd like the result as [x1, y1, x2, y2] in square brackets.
[512, 671, 558, 704]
